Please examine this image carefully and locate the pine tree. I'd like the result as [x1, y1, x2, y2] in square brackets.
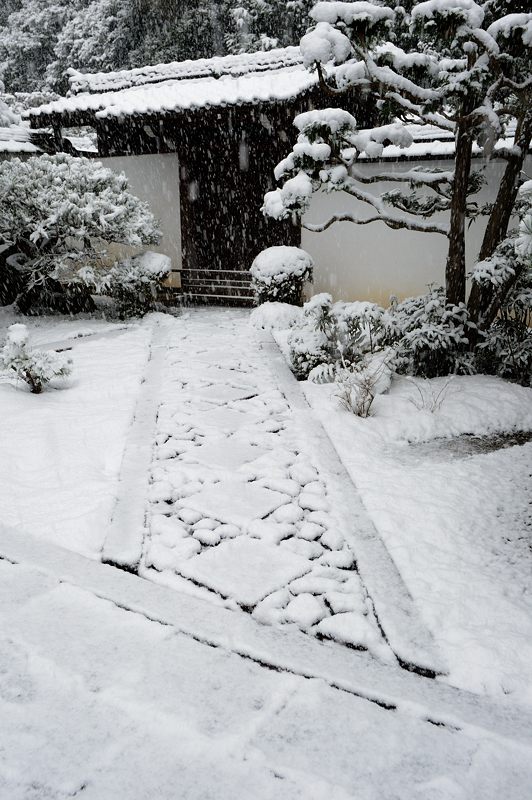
[263, 0, 532, 325]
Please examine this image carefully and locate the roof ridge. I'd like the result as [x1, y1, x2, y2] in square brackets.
[68, 46, 303, 96]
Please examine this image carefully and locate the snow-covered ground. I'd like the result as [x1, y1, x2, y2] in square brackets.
[297, 351, 532, 704]
[1, 306, 532, 796]
[0, 309, 152, 557]
[3, 544, 532, 800]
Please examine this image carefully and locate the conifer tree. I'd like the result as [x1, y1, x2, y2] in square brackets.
[263, 0, 531, 325]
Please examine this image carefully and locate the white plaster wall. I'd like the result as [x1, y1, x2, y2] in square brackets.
[302, 156, 532, 305]
[102, 154, 182, 282]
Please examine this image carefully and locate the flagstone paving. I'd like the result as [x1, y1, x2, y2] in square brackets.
[139, 308, 396, 663]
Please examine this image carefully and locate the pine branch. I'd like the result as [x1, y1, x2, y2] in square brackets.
[346, 166, 454, 188]
[303, 211, 448, 235]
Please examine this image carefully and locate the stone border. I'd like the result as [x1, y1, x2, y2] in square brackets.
[256, 329, 447, 678]
[101, 317, 169, 570]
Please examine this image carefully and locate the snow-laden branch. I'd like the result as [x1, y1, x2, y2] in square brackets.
[303, 212, 448, 235]
[346, 167, 454, 187]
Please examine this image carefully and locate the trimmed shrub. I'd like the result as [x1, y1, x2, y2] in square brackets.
[250, 245, 313, 306]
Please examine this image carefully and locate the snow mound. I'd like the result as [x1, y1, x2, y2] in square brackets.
[249, 302, 303, 332]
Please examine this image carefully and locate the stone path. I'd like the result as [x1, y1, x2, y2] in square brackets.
[142, 309, 391, 659]
[105, 308, 440, 673]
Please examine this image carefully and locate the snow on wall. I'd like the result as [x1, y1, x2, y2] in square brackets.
[101, 154, 182, 282]
[68, 46, 303, 95]
[303, 155, 532, 305]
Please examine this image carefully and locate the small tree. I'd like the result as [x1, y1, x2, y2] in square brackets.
[0, 153, 161, 313]
[0, 323, 72, 393]
[263, 0, 532, 329]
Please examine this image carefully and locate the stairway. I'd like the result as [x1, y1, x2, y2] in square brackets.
[179, 269, 255, 307]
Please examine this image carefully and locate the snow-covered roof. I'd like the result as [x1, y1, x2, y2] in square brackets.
[358, 122, 521, 161]
[29, 63, 317, 123]
[0, 125, 41, 154]
[67, 46, 304, 95]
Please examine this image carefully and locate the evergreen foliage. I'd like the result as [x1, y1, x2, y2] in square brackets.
[0, 0, 313, 93]
[288, 272, 532, 385]
[0, 154, 161, 314]
[250, 246, 313, 305]
[264, 0, 532, 329]
[0, 323, 72, 393]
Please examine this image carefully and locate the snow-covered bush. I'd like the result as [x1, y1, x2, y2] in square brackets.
[0, 323, 72, 394]
[80, 251, 171, 319]
[287, 271, 530, 387]
[287, 287, 477, 383]
[288, 292, 393, 380]
[475, 251, 532, 387]
[0, 154, 161, 314]
[225, 0, 313, 55]
[391, 288, 474, 379]
[288, 325, 331, 380]
[0, 90, 59, 116]
[250, 245, 313, 306]
[0, 96, 19, 126]
[288, 293, 337, 379]
[107, 252, 170, 318]
[476, 318, 532, 387]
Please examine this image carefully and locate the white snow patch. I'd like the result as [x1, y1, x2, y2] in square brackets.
[178, 537, 311, 606]
[185, 479, 288, 527]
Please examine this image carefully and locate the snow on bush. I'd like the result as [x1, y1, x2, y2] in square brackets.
[287, 278, 531, 392]
[514, 183, 532, 260]
[286, 292, 396, 414]
[250, 245, 313, 305]
[390, 288, 474, 378]
[516, 214, 532, 260]
[0, 323, 72, 394]
[249, 301, 303, 332]
[288, 292, 394, 381]
[80, 251, 171, 318]
[470, 179, 532, 385]
[0, 155, 159, 249]
[0, 154, 161, 314]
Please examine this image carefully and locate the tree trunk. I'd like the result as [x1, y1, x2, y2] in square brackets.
[467, 107, 532, 329]
[445, 121, 474, 306]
